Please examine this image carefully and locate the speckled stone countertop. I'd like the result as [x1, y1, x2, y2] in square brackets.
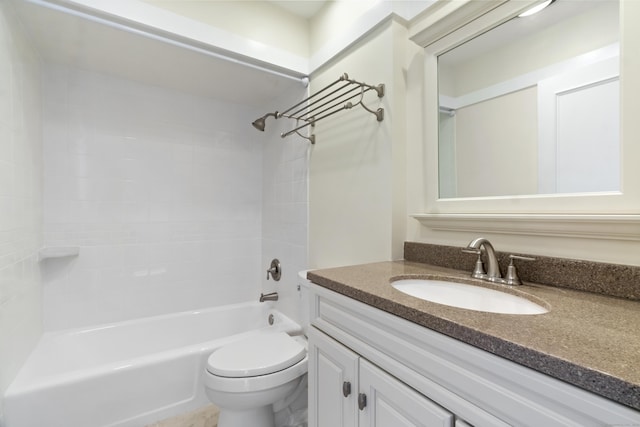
[307, 261, 640, 411]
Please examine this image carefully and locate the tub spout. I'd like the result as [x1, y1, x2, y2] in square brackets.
[259, 292, 279, 302]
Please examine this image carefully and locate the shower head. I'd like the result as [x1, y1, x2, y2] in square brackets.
[252, 116, 267, 132]
[252, 112, 278, 132]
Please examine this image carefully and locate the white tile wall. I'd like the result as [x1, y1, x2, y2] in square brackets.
[0, 1, 310, 423]
[260, 88, 309, 324]
[0, 0, 43, 418]
[42, 65, 265, 330]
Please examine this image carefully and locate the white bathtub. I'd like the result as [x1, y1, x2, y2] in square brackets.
[4, 302, 302, 427]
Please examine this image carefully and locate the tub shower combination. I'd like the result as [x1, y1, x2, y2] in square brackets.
[4, 302, 302, 427]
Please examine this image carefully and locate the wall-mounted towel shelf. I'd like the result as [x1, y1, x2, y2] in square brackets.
[251, 73, 385, 144]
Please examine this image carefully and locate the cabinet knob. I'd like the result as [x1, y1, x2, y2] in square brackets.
[358, 393, 367, 410]
[342, 381, 351, 397]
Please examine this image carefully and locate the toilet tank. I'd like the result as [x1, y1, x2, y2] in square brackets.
[297, 271, 312, 336]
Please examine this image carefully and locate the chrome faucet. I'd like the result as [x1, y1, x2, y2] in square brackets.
[462, 237, 503, 283]
[463, 238, 537, 285]
[259, 292, 279, 302]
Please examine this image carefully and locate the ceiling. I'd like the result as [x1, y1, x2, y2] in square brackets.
[13, 0, 306, 108]
[268, 0, 326, 19]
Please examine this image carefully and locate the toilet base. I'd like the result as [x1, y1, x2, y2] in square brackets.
[218, 405, 275, 427]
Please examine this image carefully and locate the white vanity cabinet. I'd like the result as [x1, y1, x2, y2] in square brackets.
[308, 325, 358, 427]
[307, 282, 640, 427]
[309, 326, 457, 427]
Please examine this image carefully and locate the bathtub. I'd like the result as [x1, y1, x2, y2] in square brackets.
[4, 302, 302, 427]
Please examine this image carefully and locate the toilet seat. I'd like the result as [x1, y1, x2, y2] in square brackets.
[207, 332, 306, 378]
[205, 355, 307, 394]
[205, 334, 308, 394]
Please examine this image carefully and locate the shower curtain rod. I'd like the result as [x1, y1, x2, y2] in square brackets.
[251, 73, 385, 144]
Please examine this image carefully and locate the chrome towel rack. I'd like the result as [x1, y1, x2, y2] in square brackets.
[251, 73, 385, 144]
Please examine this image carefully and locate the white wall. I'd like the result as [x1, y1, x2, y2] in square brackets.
[140, 0, 310, 59]
[41, 65, 264, 330]
[309, 0, 435, 64]
[308, 20, 410, 268]
[307, 0, 639, 268]
[0, 0, 43, 418]
[310, 0, 380, 54]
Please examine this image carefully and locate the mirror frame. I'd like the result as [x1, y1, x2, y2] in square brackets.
[410, 0, 640, 241]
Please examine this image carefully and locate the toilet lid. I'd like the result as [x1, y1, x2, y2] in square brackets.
[207, 332, 306, 378]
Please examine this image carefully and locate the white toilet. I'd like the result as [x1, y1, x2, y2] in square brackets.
[204, 272, 311, 427]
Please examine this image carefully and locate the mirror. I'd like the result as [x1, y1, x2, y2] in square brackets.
[437, 0, 619, 199]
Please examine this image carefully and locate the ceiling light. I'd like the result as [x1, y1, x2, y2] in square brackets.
[518, 0, 555, 17]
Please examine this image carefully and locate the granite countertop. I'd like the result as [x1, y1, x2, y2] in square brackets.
[307, 261, 640, 411]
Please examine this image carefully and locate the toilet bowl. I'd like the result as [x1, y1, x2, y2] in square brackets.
[204, 331, 308, 427]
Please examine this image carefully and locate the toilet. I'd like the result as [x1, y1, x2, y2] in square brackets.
[204, 272, 311, 427]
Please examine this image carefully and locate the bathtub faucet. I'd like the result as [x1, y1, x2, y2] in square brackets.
[259, 292, 279, 302]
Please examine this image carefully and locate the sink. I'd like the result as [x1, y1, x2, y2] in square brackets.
[391, 279, 548, 315]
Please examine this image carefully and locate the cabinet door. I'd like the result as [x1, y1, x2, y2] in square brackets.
[308, 327, 359, 427]
[358, 359, 454, 427]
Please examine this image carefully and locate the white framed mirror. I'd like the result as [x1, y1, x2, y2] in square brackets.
[438, 0, 619, 199]
[411, 0, 640, 240]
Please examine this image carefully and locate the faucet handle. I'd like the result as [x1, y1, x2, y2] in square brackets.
[266, 258, 281, 281]
[505, 254, 536, 285]
[462, 248, 486, 279]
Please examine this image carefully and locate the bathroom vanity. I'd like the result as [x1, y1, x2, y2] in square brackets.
[306, 261, 640, 427]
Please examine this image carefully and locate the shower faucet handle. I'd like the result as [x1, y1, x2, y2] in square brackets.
[266, 258, 281, 281]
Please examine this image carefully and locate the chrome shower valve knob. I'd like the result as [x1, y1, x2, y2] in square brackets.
[266, 258, 281, 281]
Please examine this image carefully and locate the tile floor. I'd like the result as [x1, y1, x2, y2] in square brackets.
[146, 404, 219, 427]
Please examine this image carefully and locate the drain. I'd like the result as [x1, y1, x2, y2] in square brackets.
[268, 314, 274, 325]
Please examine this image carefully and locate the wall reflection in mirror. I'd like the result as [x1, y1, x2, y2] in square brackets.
[437, 0, 619, 199]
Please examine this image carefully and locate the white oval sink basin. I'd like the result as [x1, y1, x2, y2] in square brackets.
[392, 279, 548, 315]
